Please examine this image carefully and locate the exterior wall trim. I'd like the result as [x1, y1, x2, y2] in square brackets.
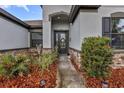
[69, 47, 81, 53]
[30, 26, 42, 29]
[0, 47, 29, 52]
[0, 8, 43, 33]
[0, 8, 30, 29]
[69, 5, 101, 23]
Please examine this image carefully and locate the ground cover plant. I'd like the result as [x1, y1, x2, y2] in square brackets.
[0, 49, 58, 88]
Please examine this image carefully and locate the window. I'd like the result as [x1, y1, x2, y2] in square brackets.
[31, 32, 42, 47]
[103, 17, 124, 49]
[111, 18, 124, 49]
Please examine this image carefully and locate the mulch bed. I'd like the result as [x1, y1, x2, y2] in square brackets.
[85, 68, 124, 88]
[0, 62, 58, 88]
[70, 55, 124, 88]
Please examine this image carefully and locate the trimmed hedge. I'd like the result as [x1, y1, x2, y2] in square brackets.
[81, 37, 113, 79]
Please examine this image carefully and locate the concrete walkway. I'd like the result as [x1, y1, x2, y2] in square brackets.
[58, 54, 85, 88]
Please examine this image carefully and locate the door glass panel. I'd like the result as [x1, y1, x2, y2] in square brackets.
[54, 32, 68, 54]
[60, 33, 66, 48]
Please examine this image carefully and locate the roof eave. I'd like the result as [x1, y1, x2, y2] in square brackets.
[69, 5, 101, 23]
[0, 8, 30, 28]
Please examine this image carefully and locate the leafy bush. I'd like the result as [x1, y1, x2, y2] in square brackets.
[81, 37, 113, 79]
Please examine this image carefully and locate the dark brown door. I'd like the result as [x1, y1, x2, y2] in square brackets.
[54, 31, 68, 54]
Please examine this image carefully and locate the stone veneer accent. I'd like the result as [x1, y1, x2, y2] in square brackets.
[0, 48, 29, 54]
[0, 48, 52, 55]
[69, 48, 81, 70]
[111, 53, 124, 69]
[69, 47, 124, 70]
[42, 48, 52, 53]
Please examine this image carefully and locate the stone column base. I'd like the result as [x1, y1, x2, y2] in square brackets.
[69, 47, 81, 70]
[42, 48, 52, 53]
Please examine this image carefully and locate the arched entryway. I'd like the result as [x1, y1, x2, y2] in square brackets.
[50, 12, 69, 54]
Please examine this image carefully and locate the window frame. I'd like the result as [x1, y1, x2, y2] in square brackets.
[103, 17, 124, 49]
[31, 32, 42, 48]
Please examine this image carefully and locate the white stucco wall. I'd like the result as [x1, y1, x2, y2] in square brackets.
[0, 17, 29, 50]
[43, 5, 124, 51]
[70, 10, 101, 51]
[98, 6, 124, 17]
[70, 13, 81, 50]
[70, 6, 124, 51]
[28, 32, 30, 48]
[79, 11, 101, 50]
[98, 6, 124, 38]
[43, 5, 71, 48]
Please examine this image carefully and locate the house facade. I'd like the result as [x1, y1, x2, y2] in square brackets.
[43, 5, 124, 52]
[0, 8, 42, 51]
[1, 5, 124, 55]
[42, 5, 124, 66]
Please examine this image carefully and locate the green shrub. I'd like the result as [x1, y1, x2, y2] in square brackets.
[0, 54, 30, 77]
[10, 54, 30, 76]
[10, 62, 29, 76]
[38, 51, 57, 70]
[0, 64, 7, 76]
[0, 50, 58, 76]
[81, 37, 113, 79]
[0, 54, 15, 66]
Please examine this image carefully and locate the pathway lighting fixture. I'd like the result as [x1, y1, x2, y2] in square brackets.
[40, 80, 46, 87]
[101, 81, 109, 88]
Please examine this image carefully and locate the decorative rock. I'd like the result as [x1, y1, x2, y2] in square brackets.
[112, 53, 124, 68]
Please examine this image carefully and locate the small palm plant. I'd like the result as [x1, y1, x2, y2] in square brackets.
[0, 64, 7, 77]
[10, 54, 30, 77]
[10, 62, 29, 77]
[38, 51, 58, 71]
[0, 53, 30, 77]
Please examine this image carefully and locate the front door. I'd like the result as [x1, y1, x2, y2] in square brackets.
[54, 31, 68, 54]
